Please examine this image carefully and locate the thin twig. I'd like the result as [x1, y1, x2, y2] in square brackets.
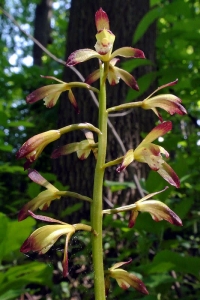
[1, 7, 144, 198]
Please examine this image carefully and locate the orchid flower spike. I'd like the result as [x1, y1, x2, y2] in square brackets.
[66, 8, 145, 91]
[18, 169, 63, 221]
[16, 130, 61, 169]
[116, 121, 180, 188]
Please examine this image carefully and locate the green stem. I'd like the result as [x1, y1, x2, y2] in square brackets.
[59, 123, 101, 135]
[102, 156, 124, 169]
[107, 101, 142, 113]
[91, 63, 108, 300]
[57, 191, 92, 202]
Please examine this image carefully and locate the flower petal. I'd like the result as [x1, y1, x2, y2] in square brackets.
[26, 84, 67, 104]
[28, 169, 58, 191]
[128, 210, 139, 228]
[95, 8, 110, 31]
[157, 162, 180, 188]
[111, 47, 145, 60]
[107, 65, 120, 85]
[28, 210, 66, 224]
[62, 232, 73, 277]
[43, 92, 61, 108]
[142, 94, 187, 118]
[137, 200, 182, 226]
[114, 67, 139, 91]
[66, 49, 102, 66]
[139, 121, 172, 147]
[111, 269, 148, 294]
[20, 224, 74, 254]
[85, 69, 100, 85]
[18, 190, 60, 221]
[16, 130, 60, 160]
[110, 259, 132, 271]
[51, 142, 84, 158]
[116, 149, 134, 172]
[68, 89, 80, 113]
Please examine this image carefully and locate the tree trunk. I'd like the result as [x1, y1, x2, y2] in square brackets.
[33, 0, 52, 66]
[53, 0, 156, 222]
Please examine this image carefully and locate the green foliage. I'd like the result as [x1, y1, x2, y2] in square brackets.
[0, 0, 200, 299]
[0, 213, 53, 299]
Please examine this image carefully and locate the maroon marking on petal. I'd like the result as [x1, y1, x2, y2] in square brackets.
[24, 159, 32, 170]
[138, 282, 149, 295]
[62, 253, 68, 277]
[133, 49, 145, 59]
[42, 203, 49, 210]
[20, 238, 32, 253]
[116, 165, 126, 173]
[168, 209, 183, 226]
[95, 8, 109, 31]
[18, 208, 28, 221]
[66, 53, 76, 66]
[51, 148, 62, 159]
[79, 154, 86, 160]
[120, 283, 129, 290]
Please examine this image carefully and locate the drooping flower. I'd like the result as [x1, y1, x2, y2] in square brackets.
[18, 169, 62, 221]
[51, 130, 98, 160]
[16, 130, 61, 169]
[26, 76, 99, 113]
[66, 8, 144, 90]
[141, 79, 187, 122]
[20, 211, 75, 277]
[116, 121, 180, 188]
[26, 76, 78, 111]
[105, 259, 148, 295]
[20, 211, 93, 277]
[128, 187, 182, 228]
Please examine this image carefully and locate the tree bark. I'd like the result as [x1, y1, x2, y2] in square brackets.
[33, 0, 52, 66]
[53, 0, 156, 222]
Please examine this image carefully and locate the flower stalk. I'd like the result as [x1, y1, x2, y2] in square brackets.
[90, 62, 108, 300]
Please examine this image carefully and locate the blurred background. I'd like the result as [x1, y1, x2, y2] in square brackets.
[0, 0, 200, 299]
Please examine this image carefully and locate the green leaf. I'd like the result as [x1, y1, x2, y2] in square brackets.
[133, 7, 161, 44]
[60, 202, 83, 217]
[0, 215, 36, 261]
[0, 111, 8, 127]
[148, 250, 200, 278]
[104, 180, 136, 192]
[0, 289, 25, 300]
[8, 121, 34, 128]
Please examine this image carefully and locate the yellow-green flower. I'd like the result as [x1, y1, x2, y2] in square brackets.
[141, 79, 187, 121]
[16, 130, 60, 169]
[66, 8, 144, 90]
[116, 121, 180, 188]
[105, 260, 148, 295]
[20, 211, 75, 277]
[18, 169, 62, 221]
[128, 188, 182, 228]
[51, 130, 98, 160]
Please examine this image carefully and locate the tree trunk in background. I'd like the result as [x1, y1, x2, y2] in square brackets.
[53, 0, 156, 222]
[33, 0, 52, 66]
